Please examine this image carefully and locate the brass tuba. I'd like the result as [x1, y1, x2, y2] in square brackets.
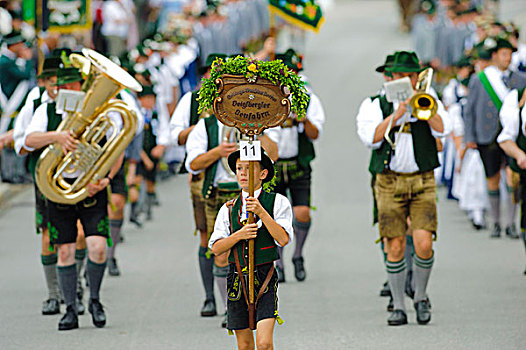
[35, 48, 142, 204]
[409, 68, 438, 120]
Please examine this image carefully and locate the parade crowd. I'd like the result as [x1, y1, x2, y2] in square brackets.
[358, 0, 526, 326]
[1, 0, 525, 347]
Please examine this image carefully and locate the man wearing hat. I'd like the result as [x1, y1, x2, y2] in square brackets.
[465, 37, 526, 239]
[25, 67, 123, 331]
[170, 53, 227, 320]
[185, 66, 278, 327]
[209, 149, 293, 346]
[357, 51, 450, 326]
[12, 53, 64, 315]
[265, 48, 326, 283]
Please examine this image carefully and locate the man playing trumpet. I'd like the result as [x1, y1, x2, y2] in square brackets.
[357, 51, 450, 326]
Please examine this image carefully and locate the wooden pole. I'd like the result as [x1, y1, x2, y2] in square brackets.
[269, 12, 276, 61]
[247, 134, 256, 330]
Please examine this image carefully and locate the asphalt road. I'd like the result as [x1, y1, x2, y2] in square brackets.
[1, 1, 526, 349]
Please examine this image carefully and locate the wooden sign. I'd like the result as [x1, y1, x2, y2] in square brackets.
[213, 74, 291, 136]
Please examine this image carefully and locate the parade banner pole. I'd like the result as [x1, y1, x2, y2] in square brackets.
[247, 135, 256, 329]
[269, 11, 276, 61]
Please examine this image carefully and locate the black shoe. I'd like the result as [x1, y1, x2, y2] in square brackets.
[200, 299, 217, 317]
[221, 312, 227, 328]
[380, 281, 391, 297]
[146, 211, 152, 221]
[386, 297, 394, 312]
[88, 299, 106, 328]
[292, 257, 306, 282]
[58, 306, 78, 331]
[524, 265, 526, 275]
[76, 294, 85, 315]
[405, 271, 415, 299]
[42, 298, 60, 315]
[152, 193, 160, 206]
[490, 224, 501, 238]
[276, 265, 285, 283]
[387, 309, 408, 326]
[505, 225, 520, 239]
[129, 215, 143, 228]
[108, 258, 121, 276]
[414, 300, 432, 325]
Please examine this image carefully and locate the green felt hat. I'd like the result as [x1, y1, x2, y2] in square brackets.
[199, 53, 227, 74]
[454, 56, 472, 68]
[420, 0, 436, 15]
[474, 39, 494, 60]
[275, 49, 303, 72]
[54, 67, 83, 86]
[37, 57, 62, 79]
[385, 51, 422, 73]
[3, 31, 25, 46]
[227, 150, 275, 183]
[492, 37, 517, 53]
[376, 54, 395, 73]
[137, 85, 155, 97]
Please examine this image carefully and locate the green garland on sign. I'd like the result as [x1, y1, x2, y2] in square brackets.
[198, 56, 310, 119]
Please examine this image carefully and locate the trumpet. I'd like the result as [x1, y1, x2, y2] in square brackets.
[410, 68, 437, 121]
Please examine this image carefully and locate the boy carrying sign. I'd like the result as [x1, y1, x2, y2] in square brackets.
[209, 150, 293, 349]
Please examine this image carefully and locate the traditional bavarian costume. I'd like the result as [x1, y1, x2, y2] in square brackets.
[208, 151, 293, 331]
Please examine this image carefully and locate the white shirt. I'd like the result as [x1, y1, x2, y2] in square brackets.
[169, 91, 192, 146]
[265, 92, 325, 159]
[185, 118, 236, 185]
[484, 65, 511, 102]
[208, 187, 294, 250]
[356, 91, 451, 173]
[497, 89, 526, 143]
[25, 102, 124, 178]
[14, 88, 52, 154]
[101, 0, 129, 38]
[119, 90, 144, 135]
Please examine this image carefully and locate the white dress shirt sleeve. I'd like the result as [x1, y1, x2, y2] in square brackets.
[208, 203, 231, 250]
[497, 89, 520, 143]
[305, 93, 325, 138]
[185, 118, 208, 175]
[272, 193, 294, 247]
[24, 103, 50, 143]
[14, 101, 36, 154]
[356, 97, 384, 149]
[170, 91, 192, 146]
[155, 99, 172, 146]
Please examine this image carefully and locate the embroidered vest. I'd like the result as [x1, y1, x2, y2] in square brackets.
[368, 95, 439, 175]
[228, 191, 279, 267]
[180, 91, 204, 174]
[297, 95, 315, 168]
[143, 111, 158, 155]
[28, 102, 63, 179]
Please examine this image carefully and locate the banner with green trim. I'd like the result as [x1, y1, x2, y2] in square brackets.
[269, 0, 324, 33]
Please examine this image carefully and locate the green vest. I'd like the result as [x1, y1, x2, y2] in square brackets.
[228, 191, 279, 267]
[368, 94, 439, 175]
[180, 91, 203, 174]
[143, 111, 158, 155]
[509, 89, 526, 174]
[202, 115, 220, 199]
[297, 96, 315, 168]
[28, 102, 63, 179]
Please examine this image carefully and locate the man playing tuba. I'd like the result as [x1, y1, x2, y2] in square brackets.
[24, 67, 124, 331]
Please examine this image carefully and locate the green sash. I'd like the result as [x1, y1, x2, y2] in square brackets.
[478, 71, 503, 111]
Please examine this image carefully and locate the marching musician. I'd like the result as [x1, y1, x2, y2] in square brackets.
[170, 53, 228, 320]
[265, 49, 326, 283]
[357, 51, 450, 326]
[24, 67, 123, 331]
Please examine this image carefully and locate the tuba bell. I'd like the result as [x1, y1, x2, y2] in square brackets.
[35, 48, 142, 204]
[409, 68, 438, 121]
